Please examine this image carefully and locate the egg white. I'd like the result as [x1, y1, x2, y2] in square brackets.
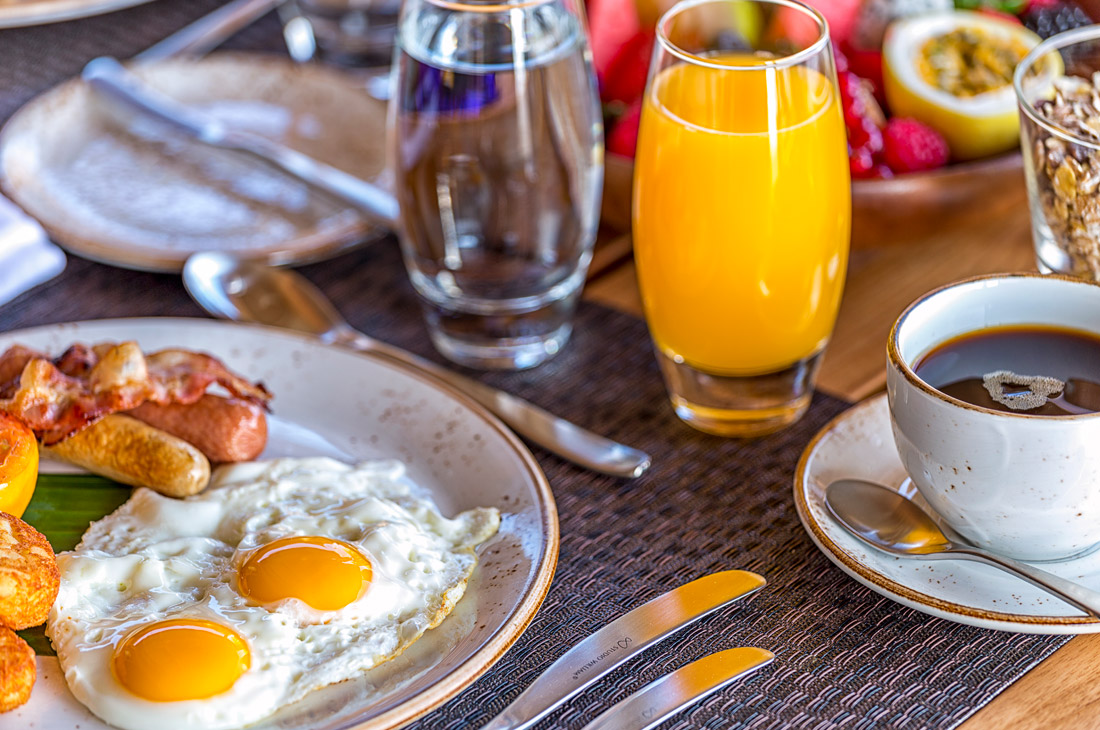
[46, 457, 500, 730]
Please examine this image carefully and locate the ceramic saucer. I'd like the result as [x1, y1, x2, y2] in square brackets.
[0, 54, 388, 272]
[794, 393, 1100, 634]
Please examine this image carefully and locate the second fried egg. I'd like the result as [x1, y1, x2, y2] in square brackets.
[46, 457, 500, 730]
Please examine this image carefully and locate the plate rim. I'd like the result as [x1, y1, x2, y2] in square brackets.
[0, 0, 156, 28]
[0, 316, 560, 729]
[0, 53, 386, 273]
[793, 393, 1100, 634]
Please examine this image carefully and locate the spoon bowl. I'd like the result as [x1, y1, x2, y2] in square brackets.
[826, 479, 954, 555]
[183, 251, 346, 339]
[825, 478, 1100, 618]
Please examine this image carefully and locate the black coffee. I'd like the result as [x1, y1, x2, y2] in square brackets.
[913, 325, 1100, 416]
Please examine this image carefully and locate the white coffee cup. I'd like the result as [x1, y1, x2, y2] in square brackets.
[887, 273, 1100, 562]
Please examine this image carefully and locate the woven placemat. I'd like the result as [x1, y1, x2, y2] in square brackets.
[2, 238, 1072, 730]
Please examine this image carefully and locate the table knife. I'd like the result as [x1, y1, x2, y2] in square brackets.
[480, 570, 766, 730]
[579, 648, 774, 730]
[81, 56, 400, 226]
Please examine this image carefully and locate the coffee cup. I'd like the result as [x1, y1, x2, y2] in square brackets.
[887, 273, 1100, 562]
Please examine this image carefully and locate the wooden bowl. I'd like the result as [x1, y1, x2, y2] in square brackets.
[600, 151, 1027, 249]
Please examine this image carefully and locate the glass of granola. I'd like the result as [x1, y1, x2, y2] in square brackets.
[1016, 26, 1100, 280]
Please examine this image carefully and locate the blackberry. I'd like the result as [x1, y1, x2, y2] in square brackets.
[1023, 2, 1093, 39]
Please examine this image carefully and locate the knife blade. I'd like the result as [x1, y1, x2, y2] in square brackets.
[579, 648, 774, 730]
[81, 56, 400, 225]
[480, 570, 766, 730]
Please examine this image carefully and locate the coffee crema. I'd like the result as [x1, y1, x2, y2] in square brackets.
[912, 325, 1100, 416]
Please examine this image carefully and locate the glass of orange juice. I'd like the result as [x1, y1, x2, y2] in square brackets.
[633, 0, 850, 437]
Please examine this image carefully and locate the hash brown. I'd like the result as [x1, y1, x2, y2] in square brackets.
[0, 511, 59, 630]
[0, 627, 34, 712]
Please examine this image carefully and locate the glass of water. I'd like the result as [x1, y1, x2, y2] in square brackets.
[280, 0, 402, 67]
[390, 0, 603, 370]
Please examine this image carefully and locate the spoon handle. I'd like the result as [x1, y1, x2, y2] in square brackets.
[950, 547, 1100, 618]
[331, 328, 653, 479]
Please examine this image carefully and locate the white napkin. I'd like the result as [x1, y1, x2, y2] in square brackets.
[0, 194, 65, 306]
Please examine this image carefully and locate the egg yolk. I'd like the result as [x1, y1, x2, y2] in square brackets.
[237, 536, 372, 611]
[112, 619, 250, 702]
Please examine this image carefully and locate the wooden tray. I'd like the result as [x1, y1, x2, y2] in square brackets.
[600, 151, 1027, 249]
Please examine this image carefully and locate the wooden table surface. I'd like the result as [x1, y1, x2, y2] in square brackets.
[585, 173, 1100, 730]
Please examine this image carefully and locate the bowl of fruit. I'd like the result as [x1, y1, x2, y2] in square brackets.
[593, 0, 1094, 247]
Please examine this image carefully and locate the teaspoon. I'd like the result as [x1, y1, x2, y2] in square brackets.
[825, 478, 1100, 618]
[183, 251, 652, 479]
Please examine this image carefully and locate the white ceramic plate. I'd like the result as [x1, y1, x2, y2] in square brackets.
[0, 54, 388, 272]
[794, 393, 1100, 634]
[0, 0, 157, 28]
[0, 318, 558, 730]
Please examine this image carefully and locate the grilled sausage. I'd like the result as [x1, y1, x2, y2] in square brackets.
[44, 414, 210, 497]
[127, 394, 267, 463]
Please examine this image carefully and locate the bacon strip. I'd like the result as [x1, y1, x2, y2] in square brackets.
[0, 342, 271, 445]
[0, 345, 47, 396]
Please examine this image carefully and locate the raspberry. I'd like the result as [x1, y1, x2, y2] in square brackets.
[882, 118, 950, 173]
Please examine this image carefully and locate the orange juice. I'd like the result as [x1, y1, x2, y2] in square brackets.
[633, 57, 850, 376]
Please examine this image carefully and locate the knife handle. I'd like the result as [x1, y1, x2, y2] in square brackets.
[480, 570, 766, 730]
[579, 648, 774, 730]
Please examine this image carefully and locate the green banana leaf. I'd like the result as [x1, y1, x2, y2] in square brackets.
[17, 474, 132, 656]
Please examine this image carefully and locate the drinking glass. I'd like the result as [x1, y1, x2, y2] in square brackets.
[633, 0, 850, 436]
[280, 0, 402, 68]
[1015, 26, 1100, 281]
[390, 0, 603, 370]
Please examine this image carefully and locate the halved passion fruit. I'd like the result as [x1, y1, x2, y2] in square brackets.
[883, 11, 1058, 160]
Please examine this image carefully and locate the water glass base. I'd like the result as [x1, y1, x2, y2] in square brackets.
[422, 302, 575, 370]
[656, 349, 825, 437]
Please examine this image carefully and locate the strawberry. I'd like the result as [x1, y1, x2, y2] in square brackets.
[848, 116, 884, 154]
[606, 100, 642, 158]
[600, 30, 655, 105]
[838, 70, 885, 128]
[849, 146, 877, 179]
[833, 43, 849, 73]
[882, 118, 950, 173]
[870, 164, 894, 179]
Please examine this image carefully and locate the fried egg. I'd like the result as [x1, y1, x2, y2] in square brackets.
[45, 457, 500, 730]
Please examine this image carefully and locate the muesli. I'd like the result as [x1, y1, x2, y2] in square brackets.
[1031, 72, 1100, 279]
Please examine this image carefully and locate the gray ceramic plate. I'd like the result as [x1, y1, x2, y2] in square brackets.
[0, 318, 558, 730]
[0, 0, 158, 28]
[0, 54, 388, 272]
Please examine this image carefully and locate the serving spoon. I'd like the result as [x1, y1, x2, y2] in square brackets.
[825, 478, 1100, 618]
[183, 251, 652, 478]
